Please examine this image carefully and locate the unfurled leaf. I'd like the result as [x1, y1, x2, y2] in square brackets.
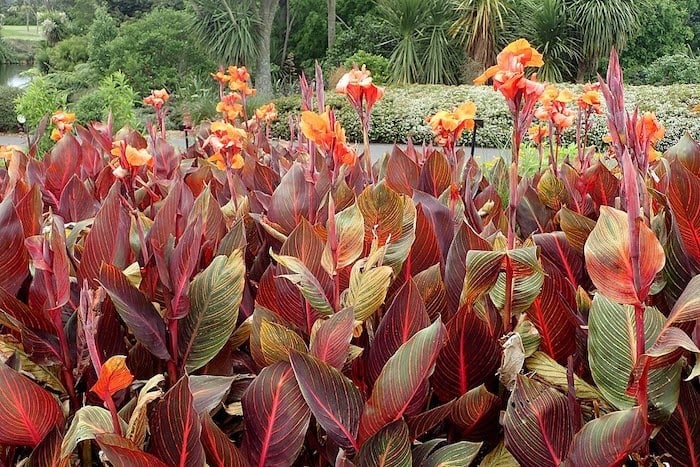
[271, 249, 334, 316]
[408, 203, 444, 276]
[242, 362, 310, 467]
[584, 206, 665, 304]
[358, 319, 446, 442]
[422, 441, 482, 467]
[533, 232, 583, 287]
[418, 151, 451, 197]
[654, 382, 700, 466]
[503, 376, 573, 467]
[0, 362, 62, 447]
[343, 251, 393, 322]
[310, 307, 355, 369]
[99, 263, 170, 361]
[180, 250, 245, 372]
[490, 247, 545, 316]
[61, 406, 127, 458]
[366, 279, 430, 382]
[413, 264, 448, 322]
[79, 184, 131, 287]
[322, 202, 365, 274]
[259, 319, 307, 365]
[565, 407, 646, 466]
[665, 130, 700, 175]
[517, 186, 554, 237]
[200, 413, 248, 467]
[588, 295, 681, 420]
[268, 163, 316, 235]
[355, 420, 411, 467]
[149, 376, 205, 467]
[537, 169, 569, 210]
[385, 146, 419, 195]
[432, 306, 500, 402]
[449, 385, 501, 441]
[406, 400, 455, 440]
[668, 160, 700, 263]
[96, 434, 169, 467]
[444, 222, 491, 314]
[168, 215, 203, 319]
[91, 355, 134, 402]
[289, 350, 362, 453]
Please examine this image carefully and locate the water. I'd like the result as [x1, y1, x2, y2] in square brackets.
[0, 63, 32, 88]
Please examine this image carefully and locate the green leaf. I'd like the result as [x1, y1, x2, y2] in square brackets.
[525, 352, 605, 401]
[460, 250, 505, 306]
[259, 319, 308, 366]
[270, 249, 334, 316]
[343, 250, 393, 322]
[180, 250, 246, 372]
[322, 202, 365, 274]
[61, 406, 127, 458]
[490, 247, 545, 315]
[588, 294, 682, 420]
[356, 420, 411, 467]
[421, 441, 482, 467]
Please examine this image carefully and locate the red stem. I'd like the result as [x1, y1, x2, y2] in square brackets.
[168, 318, 179, 385]
[104, 394, 123, 436]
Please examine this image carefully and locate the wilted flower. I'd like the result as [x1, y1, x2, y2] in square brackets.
[336, 65, 385, 115]
[90, 355, 134, 402]
[426, 101, 476, 148]
[50, 110, 76, 141]
[143, 89, 170, 110]
[203, 120, 248, 170]
[0, 145, 21, 163]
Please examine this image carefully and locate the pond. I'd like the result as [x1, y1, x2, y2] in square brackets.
[0, 63, 32, 88]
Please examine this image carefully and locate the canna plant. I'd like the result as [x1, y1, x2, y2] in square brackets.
[0, 43, 697, 467]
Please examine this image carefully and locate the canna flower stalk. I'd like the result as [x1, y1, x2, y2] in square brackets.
[535, 85, 575, 176]
[474, 39, 545, 331]
[50, 111, 76, 142]
[336, 65, 385, 184]
[143, 89, 170, 140]
[527, 124, 549, 173]
[576, 83, 602, 169]
[300, 108, 356, 183]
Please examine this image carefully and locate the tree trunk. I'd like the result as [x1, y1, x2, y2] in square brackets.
[255, 0, 279, 99]
[281, 0, 292, 67]
[327, 0, 336, 50]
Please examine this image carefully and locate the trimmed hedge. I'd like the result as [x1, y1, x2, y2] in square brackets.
[0, 86, 22, 132]
[271, 84, 700, 151]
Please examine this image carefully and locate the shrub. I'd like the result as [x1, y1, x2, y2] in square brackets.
[73, 72, 137, 129]
[343, 51, 391, 85]
[44, 35, 91, 72]
[0, 85, 21, 132]
[87, 7, 118, 74]
[628, 54, 700, 85]
[272, 83, 700, 151]
[13, 75, 67, 129]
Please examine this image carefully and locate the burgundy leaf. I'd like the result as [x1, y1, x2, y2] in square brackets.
[0, 195, 29, 294]
[407, 204, 443, 276]
[310, 307, 355, 369]
[289, 350, 362, 452]
[355, 420, 412, 466]
[432, 306, 500, 401]
[78, 184, 131, 287]
[654, 383, 700, 466]
[149, 376, 205, 467]
[99, 263, 171, 361]
[444, 222, 491, 315]
[268, 163, 316, 235]
[97, 434, 169, 467]
[533, 232, 583, 288]
[449, 384, 501, 441]
[668, 159, 700, 263]
[169, 215, 203, 319]
[418, 150, 451, 198]
[413, 264, 448, 322]
[58, 175, 99, 222]
[385, 146, 419, 196]
[43, 133, 82, 203]
[28, 427, 67, 467]
[366, 278, 430, 383]
[242, 362, 311, 467]
[0, 362, 63, 447]
[201, 413, 249, 467]
[406, 400, 455, 440]
[412, 190, 454, 262]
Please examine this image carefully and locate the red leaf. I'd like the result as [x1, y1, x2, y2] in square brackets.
[267, 163, 317, 236]
[504, 376, 573, 467]
[418, 150, 451, 198]
[169, 216, 203, 319]
[99, 263, 171, 361]
[526, 275, 578, 364]
[43, 133, 81, 203]
[385, 146, 419, 196]
[654, 383, 700, 466]
[444, 222, 491, 315]
[668, 159, 700, 263]
[407, 204, 443, 275]
[406, 400, 455, 440]
[97, 434, 169, 467]
[242, 362, 311, 467]
[28, 428, 67, 467]
[566, 407, 647, 466]
[149, 376, 206, 467]
[310, 307, 355, 369]
[289, 350, 362, 452]
[0, 195, 29, 294]
[58, 174, 99, 222]
[78, 184, 131, 287]
[148, 181, 194, 262]
[533, 232, 583, 288]
[517, 186, 555, 237]
[413, 264, 448, 322]
[14, 183, 43, 238]
[358, 319, 446, 443]
[366, 278, 430, 383]
[200, 413, 249, 467]
[432, 306, 500, 401]
[581, 161, 619, 208]
[412, 190, 455, 262]
[0, 362, 63, 447]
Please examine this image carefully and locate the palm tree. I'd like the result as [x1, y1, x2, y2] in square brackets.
[569, 0, 640, 81]
[328, 0, 336, 49]
[449, 0, 511, 68]
[187, 0, 279, 98]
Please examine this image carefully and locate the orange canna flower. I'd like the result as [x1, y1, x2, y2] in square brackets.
[426, 101, 476, 147]
[50, 128, 63, 142]
[536, 85, 575, 131]
[636, 112, 664, 146]
[474, 39, 544, 101]
[300, 110, 335, 149]
[0, 145, 21, 162]
[125, 146, 153, 167]
[578, 83, 602, 113]
[50, 110, 76, 141]
[204, 120, 248, 170]
[255, 103, 278, 123]
[336, 65, 385, 114]
[528, 124, 549, 145]
[90, 355, 134, 402]
[217, 93, 244, 122]
[143, 89, 170, 109]
[211, 70, 230, 85]
[226, 66, 255, 96]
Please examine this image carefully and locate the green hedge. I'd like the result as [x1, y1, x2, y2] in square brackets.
[271, 84, 700, 151]
[0, 86, 22, 132]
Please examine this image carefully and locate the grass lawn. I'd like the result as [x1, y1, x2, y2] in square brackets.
[0, 25, 43, 41]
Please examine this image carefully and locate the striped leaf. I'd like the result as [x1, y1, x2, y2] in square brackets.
[668, 159, 700, 263]
[289, 350, 362, 453]
[200, 413, 248, 467]
[242, 362, 310, 467]
[588, 294, 682, 420]
[503, 376, 573, 467]
[322, 202, 364, 274]
[0, 362, 62, 447]
[343, 251, 393, 322]
[179, 250, 246, 372]
[406, 400, 455, 439]
[0, 195, 29, 295]
[449, 384, 501, 440]
[271, 249, 334, 316]
[654, 383, 700, 466]
[524, 352, 605, 401]
[490, 247, 545, 316]
[61, 406, 127, 458]
[358, 319, 446, 442]
[310, 307, 355, 369]
[268, 163, 316, 236]
[259, 319, 307, 365]
[421, 441, 482, 467]
[584, 206, 665, 304]
[355, 420, 411, 467]
[480, 441, 518, 467]
[559, 207, 596, 254]
[96, 434, 169, 467]
[565, 407, 646, 466]
[28, 428, 67, 467]
[460, 250, 505, 306]
[413, 264, 448, 322]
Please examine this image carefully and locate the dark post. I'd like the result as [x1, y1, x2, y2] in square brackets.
[471, 118, 484, 159]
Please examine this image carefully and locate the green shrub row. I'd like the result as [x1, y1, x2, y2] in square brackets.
[0, 86, 22, 132]
[271, 84, 700, 151]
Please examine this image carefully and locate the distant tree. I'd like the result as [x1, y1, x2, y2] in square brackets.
[449, 0, 511, 68]
[328, 0, 335, 49]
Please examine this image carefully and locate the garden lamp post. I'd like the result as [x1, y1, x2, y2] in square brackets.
[17, 114, 29, 148]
